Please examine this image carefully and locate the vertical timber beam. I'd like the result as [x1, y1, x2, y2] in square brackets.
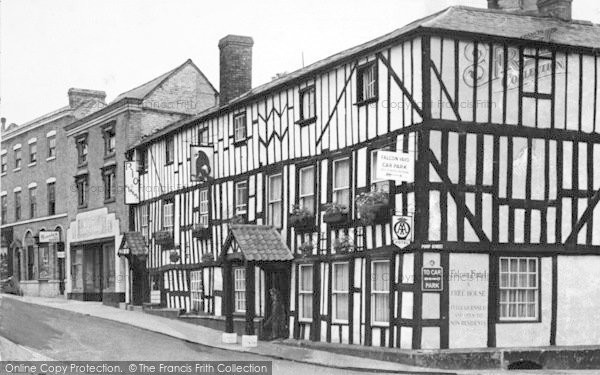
[223, 261, 234, 333]
[245, 261, 256, 336]
[412, 34, 432, 350]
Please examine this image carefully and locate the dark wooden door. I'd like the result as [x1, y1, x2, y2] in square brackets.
[131, 256, 149, 305]
[263, 263, 291, 339]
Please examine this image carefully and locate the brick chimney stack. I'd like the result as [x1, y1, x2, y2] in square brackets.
[487, 0, 538, 12]
[68, 88, 106, 108]
[538, 0, 572, 21]
[218, 35, 253, 104]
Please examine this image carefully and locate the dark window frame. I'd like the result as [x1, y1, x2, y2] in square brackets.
[139, 148, 148, 174]
[165, 136, 174, 165]
[356, 61, 379, 105]
[14, 191, 21, 221]
[298, 85, 317, 125]
[75, 133, 88, 166]
[47, 182, 56, 216]
[75, 175, 89, 209]
[1, 153, 7, 173]
[29, 187, 37, 218]
[1, 195, 7, 224]
[102, 122, 117, 157]
[102, 166, 117, 203]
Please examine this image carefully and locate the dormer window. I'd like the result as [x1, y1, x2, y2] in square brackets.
[357, 62, 378, 104]
[233, 113, 247, 143]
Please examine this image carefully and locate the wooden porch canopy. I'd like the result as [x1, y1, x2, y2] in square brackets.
[220, 224, 293, 336]
[118, 232, 148, 258]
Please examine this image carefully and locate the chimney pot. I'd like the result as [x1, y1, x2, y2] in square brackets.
[219, 35, 253, 104]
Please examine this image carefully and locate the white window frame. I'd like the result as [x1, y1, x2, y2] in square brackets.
[298, 264, 313, 322]
[499, 257, 539, 321]
[333, 158, 350, 206]
[199, 189, 209, 228]
[299, 166, 315, 213]
[163, 201, 174, 229]
[233, 113, 247, 143]
[371, 260, 390, 325]
[190, 270, 203, 312]
[140, 204, 149, 238]
[234, 267, 246, 313]
[332, 262, 349, 323]
[268, 174, 283, 228]
[370, 149, 390, 192]
[235, 181, 248, 215]
[47, 135, 56, 159]
[29, 142, 37, 165]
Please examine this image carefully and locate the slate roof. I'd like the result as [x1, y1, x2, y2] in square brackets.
[130, 6, 600, 149]
[119, 232, 148, 257]
[111, 60, 188, 103]
[226, 225, 293, 261]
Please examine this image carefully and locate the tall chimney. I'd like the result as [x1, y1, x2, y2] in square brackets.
[537, 0, 572, 21]
[1, 118, 6, 131]
[218, 35, 253, 104]
[68, 88, 106, 108]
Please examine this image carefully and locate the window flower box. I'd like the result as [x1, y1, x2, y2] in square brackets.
[298, 241, 314, 257]
[229, 214, 246, 224]
[154, 230, 174, 247]
[355, 190, 390, 225]
[169, 250, 180, 263]
[333, 235, 354, 254]
[323, 203, 349, 225]
[202, 252, 214, 263]
[192, 225, 211, 239]
[289, 205, 315, 232]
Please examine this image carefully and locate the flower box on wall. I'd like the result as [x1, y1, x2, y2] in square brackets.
[201, 253, 214, 263]
[169, 250, 181, 263]
[355, 190, 391, 225]
[289, 205, 315, 232]
[333, 235, 355, 254]
[192, 225, 211, 240]
[298, 241, 315, 257]
[323, 203, 349, 225]
[154, 230, 174, 247]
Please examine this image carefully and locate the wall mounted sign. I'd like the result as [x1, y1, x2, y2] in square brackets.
[376, 151, 414, 183]
[392, 215, 413, 249]
[422, 266, 443, 291]
[124, 161, 140, 204]
[38, 231, 60, 243]
[191, 145, 213, 183]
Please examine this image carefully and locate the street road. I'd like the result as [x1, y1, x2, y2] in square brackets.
[0, 297, 597, 375]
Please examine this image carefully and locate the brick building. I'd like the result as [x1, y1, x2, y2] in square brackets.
[0, 89, 106, 296]
[64, 60, 218, 305]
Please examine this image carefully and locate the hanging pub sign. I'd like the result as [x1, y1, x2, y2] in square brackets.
[376, 150, 414, 183]
[191, 145, 213, 183]
[124, 161, 140, 204]
[38, 231, 60, 243]
[392, 215, 413, 249]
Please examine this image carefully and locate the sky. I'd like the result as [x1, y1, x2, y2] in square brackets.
[1, 0, 599, 125]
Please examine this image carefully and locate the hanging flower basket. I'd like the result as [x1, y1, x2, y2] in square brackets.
[333, 235, 354, 254]
[229, 214, 246, 224]
[154, 230, 174, 247]
[192, 225, 211, 239]
[289, 205, 315, 232]
[169, 250, 181, 263]
[202, 252, 214, 263]
[298, 241, 314, 257]
[323, 202, 349, 225]
[355, 190, 390, 225]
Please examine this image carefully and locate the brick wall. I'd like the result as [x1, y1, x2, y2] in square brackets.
[219, 35, 253, 104]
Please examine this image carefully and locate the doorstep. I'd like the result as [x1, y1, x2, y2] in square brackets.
[280, 339, 600, 370]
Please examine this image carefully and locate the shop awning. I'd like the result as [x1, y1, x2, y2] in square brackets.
[222, 224, 293, 262]
[119, 232, 148, 257]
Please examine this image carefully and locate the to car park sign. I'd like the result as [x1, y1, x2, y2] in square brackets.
[422, 267, 443, 291]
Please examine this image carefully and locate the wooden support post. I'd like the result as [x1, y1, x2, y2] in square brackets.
[223, 261, 234, 333]
[245, 261, 256, 336]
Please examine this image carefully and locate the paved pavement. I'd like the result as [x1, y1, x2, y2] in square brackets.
[0, 294, 598, 375]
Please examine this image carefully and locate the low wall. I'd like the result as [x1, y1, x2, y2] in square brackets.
[20, 280, 61, 297]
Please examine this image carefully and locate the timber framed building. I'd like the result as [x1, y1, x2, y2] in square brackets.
[129, 3, 600, 349]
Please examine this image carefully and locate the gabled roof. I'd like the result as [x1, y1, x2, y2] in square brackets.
[111, 59, 216, 103]
[119, 232, 148, 257]
[222, 225, 293, 262]
[130, 6, 600, 149]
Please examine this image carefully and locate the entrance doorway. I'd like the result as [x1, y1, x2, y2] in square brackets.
[263, 263, 291, 340]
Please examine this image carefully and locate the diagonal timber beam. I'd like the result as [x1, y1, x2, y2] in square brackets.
[377, 52, 424, 118]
